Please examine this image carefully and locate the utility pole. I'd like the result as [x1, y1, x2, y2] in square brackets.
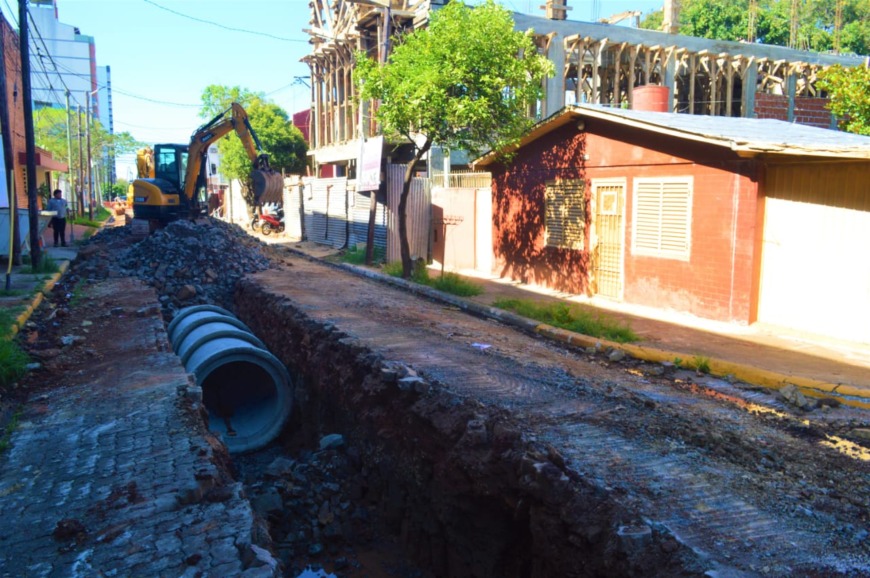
[748, 0, 758, 43]
[65, 89, 75, 241]
[85, 91, 93, 219]
[76, 105, 83, 217]
[789, 0, 800, 49]
[19, 0, 40, 268]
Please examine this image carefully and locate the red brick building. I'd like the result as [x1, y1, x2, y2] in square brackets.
[475, 105, 870, 343]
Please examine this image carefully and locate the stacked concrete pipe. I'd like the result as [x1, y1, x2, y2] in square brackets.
[168, 305, 293, 453]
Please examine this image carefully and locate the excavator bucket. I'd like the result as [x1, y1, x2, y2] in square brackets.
[251, 169, 284, 204]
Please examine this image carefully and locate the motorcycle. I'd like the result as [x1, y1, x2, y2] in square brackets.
[260, 206, 285, 236]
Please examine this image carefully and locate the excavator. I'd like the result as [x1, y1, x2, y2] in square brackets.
[131, 102, 283, 226]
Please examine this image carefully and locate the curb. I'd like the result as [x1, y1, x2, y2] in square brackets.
[282, 248, 870, 409]
[10, 259, 70, 337]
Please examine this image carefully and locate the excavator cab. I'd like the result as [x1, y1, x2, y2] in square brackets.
[154, 145, 188, 191]
[131, 143, 201, 223]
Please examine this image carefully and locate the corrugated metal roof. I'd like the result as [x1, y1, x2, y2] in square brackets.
[474, 105, 870, 166]
[573, 104, 870, 158]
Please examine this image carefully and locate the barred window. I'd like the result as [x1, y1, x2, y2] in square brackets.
[544, 179, 586, 250]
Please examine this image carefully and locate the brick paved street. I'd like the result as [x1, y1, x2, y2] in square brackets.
[0, 278, 277, 578]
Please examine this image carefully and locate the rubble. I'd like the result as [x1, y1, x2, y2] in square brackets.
[70, 219, 275, 319]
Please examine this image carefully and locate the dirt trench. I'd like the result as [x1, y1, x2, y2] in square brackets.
[228, 254, 870, 578]
[233, 279, 701, 578]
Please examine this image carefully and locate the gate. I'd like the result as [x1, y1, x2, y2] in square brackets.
[591, 179, 625, 300]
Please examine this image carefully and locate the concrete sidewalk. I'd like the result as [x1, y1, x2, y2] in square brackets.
[449, 268, 870, 404]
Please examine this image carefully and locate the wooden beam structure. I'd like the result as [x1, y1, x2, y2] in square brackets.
[303, 5, 866, 173]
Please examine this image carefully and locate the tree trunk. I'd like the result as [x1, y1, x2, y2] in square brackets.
[398, 138, 431, 278]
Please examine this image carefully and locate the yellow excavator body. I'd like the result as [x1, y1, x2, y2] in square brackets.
[131, 103, 282, 225]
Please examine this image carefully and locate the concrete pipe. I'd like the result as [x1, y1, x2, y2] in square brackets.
[169, 306, 293, 453]
[168, 305, 261, 353]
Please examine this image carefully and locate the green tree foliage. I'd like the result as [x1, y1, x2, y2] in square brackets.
[639, 0, 869, 55]
[356, 0, 552, 277]
[199, 85, 264, 119]
[34, 105, 139, 183]
[817, 64, 870, 134]
[198, 85, 307, 208]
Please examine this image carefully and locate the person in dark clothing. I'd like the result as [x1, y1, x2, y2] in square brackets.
[46, 189, 69, 247]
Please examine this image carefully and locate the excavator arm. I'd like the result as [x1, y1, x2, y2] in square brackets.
[183, 102, 282, 212]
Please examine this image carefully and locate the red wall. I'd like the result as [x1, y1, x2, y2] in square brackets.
[490, 119, 762, 324]
[754, 93, 833, 128]
[2, 20, 27, 209]
[293, 109, 311, 143]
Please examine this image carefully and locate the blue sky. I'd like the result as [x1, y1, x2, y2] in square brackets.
[2, 0, 665, 180]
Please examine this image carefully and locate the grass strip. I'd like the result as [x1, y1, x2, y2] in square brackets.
[493, 298, 638, 343]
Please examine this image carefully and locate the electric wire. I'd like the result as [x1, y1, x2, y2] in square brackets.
[27, 13, 70, 108]
[143, 0, 308, 43]
[27, 8, 84, 108]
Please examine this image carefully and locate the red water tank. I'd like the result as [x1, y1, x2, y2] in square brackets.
[633, 85, 671, 112]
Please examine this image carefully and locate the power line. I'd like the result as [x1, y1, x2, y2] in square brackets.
[143, 0, 309, 43]
[27, 9, 79, 108]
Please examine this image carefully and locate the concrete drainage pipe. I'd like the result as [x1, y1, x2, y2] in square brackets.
[169, 305, 293, 453]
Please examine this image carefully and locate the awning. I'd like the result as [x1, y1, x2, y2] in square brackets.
[18, 147, 69, 172]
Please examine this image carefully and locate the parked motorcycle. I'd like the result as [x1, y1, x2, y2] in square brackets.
[251, 203, 284, 235]
[260, 206, 285, 236]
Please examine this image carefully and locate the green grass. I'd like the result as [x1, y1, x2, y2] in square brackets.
[493, 298, 638, 343]
[0, 339, 29, 388]
[674, 355, 711, 373]
[27, 254, 59, 274]
[0, 407, 22, 454]
[338, 245, 385, 266]
[382, 261, 483, 297]
[429, 272, 483, 296]
[71, 206, 111, 228]
[0, 309, 21, 340]
[691, 355, 711, 374]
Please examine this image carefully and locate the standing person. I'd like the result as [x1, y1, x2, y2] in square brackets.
[47, 189, 69, 247]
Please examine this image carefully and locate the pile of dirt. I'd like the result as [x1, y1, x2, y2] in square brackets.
[72, 218, 276, 319]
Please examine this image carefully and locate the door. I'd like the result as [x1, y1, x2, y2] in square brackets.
[592, 179, 626, 300]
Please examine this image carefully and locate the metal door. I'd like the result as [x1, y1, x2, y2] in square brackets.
[592, 180, 625, 300]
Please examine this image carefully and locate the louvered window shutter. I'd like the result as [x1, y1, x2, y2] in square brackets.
[545, 180, 586, 250]
[632, 178, 692, 260]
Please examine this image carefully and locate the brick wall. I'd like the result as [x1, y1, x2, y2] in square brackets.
[489, 120, 762, 324]
[2, 18, 26, 209]
[754, 92, 833, 129]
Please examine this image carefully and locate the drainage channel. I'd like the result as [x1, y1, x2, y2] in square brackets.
[168, 305, 431, 577]
[166, 275, 869, 577]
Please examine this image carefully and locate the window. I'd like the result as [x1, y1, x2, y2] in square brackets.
[545, 179, 586, 250]
[632, 177, 692, 260]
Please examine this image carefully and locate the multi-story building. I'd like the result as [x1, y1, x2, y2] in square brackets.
[304, 0, 867, 177]
[28, 0, 114, 185]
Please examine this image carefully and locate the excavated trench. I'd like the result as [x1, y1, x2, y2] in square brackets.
[226, 279, 707, 578]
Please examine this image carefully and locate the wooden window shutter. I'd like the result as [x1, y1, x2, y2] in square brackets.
[632, 177, 692, 260]
[545, 179, 586, 250]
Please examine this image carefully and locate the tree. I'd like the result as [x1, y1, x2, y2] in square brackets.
[34, 105, 140, 208]
[198, 85, 307, 209]
[356, 0, 552, 277]
[639, 0, 869, 55]
[199, 85, 264, 119]
[817, 64, 870, 135]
